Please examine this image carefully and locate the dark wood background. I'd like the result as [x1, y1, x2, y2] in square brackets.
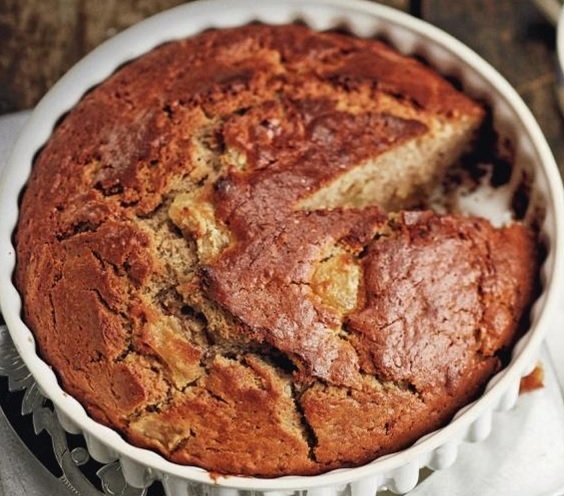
[1, 0, 562, 173]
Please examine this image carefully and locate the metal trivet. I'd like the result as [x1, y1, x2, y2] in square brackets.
[0, 324, 161, 496]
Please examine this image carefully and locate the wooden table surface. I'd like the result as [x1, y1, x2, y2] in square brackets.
[1, 0, 563, 173]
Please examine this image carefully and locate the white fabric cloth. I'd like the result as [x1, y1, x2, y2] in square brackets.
[1, 111, 564, 496]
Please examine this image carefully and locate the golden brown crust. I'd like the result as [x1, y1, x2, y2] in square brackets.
[348, 211, 538, 393]
[15, 24, 536, 476]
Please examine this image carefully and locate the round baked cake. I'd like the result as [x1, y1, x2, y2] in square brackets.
[15, 24, 538, 476]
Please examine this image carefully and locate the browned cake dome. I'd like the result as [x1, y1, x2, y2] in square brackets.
[15, 24, 537, 477]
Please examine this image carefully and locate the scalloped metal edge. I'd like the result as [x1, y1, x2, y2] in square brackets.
[0, 0, 563, 495]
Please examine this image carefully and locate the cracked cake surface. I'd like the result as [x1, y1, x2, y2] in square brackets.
[15, 24, 538, 476]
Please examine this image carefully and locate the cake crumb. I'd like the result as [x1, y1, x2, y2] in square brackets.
[519, 364, 544, 394]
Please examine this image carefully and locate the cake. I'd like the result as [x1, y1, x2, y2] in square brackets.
[15, 24, 538, 476]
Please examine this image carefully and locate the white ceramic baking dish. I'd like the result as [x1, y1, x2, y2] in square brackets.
[1, 1, 563, 494]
